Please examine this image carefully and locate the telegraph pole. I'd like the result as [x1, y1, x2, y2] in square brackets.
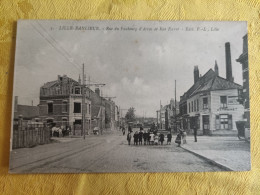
[82, 63, 86, 139]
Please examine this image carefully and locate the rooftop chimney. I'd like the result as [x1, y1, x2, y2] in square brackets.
[95, 88, 100, 96]
[194, 66, 199, 83]
[225, 42, 234, 82]
[214, 60, 219, 76]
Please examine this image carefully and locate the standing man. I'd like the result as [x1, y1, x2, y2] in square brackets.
[194, 123, 197, 142]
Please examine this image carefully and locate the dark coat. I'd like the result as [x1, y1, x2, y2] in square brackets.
[159, 134, 164, 142]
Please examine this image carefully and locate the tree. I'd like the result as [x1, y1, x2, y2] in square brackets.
[125, 107, 135, 123]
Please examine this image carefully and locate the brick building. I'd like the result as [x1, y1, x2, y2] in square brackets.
[39, 75, 91, 136]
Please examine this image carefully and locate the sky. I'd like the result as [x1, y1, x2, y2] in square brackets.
[13, 20, 247, 118]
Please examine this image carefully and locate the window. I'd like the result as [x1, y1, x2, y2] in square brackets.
[194, 100, 196, 112]
[89, 104, 91, 114]
[189, 103, 190, 113]
[62, 101, 68, 113]
[216, 114, 232, 130]
[203, 97, 208, 109]
[197, 99, 199, 111]
[74, 102, 81, 113]
[191, 101, 193, 112]
[220, 96, 227, 108]
[220, 115, 229, 129]
[75, 87, 81, 94]
[48, 103, 53, 114]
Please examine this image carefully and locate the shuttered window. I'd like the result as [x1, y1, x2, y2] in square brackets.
[215, 115, 220, 129]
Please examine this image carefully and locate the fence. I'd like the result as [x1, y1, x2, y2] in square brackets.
[12, 119, 50, 149]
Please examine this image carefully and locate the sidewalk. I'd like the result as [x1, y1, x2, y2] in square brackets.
[180, 136, 251, 171]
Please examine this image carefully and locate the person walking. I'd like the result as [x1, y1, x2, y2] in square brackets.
[127, 131, 132, 145]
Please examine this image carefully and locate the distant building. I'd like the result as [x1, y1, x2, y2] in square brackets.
[236, 34, 250, 129]
[88, 88, 105, 131]
[179, 43, 244, 135]
[156, 99, 179, 130]
[39, 75, 91, 136]
[14, 96, 39, 121]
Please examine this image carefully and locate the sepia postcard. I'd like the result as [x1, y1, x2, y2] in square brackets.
[9, 20, 250, 173]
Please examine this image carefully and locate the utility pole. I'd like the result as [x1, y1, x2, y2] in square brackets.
[160, 100, 162, 129]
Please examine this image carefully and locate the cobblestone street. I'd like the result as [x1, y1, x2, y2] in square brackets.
[10, 129, 226, 173]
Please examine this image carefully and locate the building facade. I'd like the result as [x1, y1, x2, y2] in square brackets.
[39, 75, 91, 136]
[236, 34, 250, 129]
[156, 99, 179, 130]
[179, 42, 244, 135]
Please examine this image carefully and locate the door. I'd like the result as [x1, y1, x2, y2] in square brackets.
[202, 115, 210, 135]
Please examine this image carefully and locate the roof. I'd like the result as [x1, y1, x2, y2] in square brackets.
[14, 105, 39, 119]
[182, 69, 242, 100]
[41, 76, 78, 89]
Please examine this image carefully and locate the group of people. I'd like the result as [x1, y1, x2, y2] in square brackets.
[126, 127, 172, 146]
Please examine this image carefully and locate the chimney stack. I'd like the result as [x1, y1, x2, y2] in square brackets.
[194, 66, 199, 83]
[225, 42, 234, 82]
[95, 88, 100, 96]
[214, 60, 219, 76]
[78, 74, 81, 84]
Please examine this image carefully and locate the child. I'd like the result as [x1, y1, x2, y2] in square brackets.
[154, 134, 159, 145]
[175, 132, 182, 147]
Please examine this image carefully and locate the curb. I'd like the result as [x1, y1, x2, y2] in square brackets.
[180, 146, 233, 171]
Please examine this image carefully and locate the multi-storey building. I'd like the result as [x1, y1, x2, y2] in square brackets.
[39, 75, 91, 136]
[156, 99, 179, 130]
[179, 43, 244, 135]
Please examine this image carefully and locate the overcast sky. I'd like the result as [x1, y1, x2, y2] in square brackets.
[14, 20, 247, 117]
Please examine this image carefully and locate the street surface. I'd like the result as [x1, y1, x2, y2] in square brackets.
[10, 129, 225, 173]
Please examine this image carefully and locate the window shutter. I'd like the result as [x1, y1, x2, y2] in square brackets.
[215, 115, 220, 130]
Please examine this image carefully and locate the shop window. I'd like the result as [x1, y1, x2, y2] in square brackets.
[203, 97, 208, 109]
[220, 96, 227, 108]
[74, 102, 81, 113]
[217, 114, 232, 130]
